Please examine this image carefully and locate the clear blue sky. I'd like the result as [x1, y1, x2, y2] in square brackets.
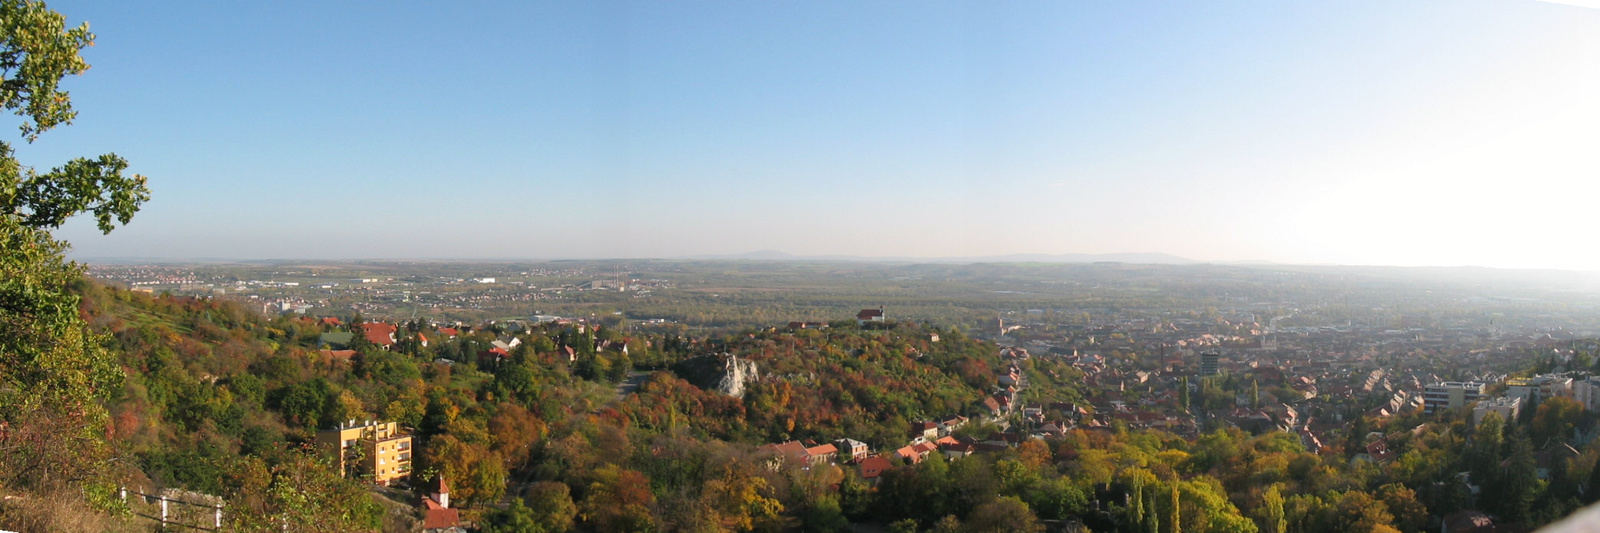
[31, 1, 1600, 269]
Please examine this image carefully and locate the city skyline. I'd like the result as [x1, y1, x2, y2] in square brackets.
[32, 1, 1600, 271]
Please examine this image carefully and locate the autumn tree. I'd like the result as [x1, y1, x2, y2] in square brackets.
[582, 464, 656, 532]
[0, 0, 150, 490]
[1531, 396, 1583, 445]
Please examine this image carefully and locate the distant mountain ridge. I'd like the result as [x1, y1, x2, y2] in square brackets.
[681, 250, 1204, 264]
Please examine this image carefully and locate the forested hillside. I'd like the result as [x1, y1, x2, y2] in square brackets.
[5, 280, 1598, 532]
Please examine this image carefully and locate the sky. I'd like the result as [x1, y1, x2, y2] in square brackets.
[26, 1, 1600, 269]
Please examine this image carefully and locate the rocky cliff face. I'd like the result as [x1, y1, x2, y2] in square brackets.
[672, 353, 760, 398]
[717, 355, 760, 398]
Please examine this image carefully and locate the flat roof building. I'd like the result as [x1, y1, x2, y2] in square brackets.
[1424, 382, 1486, 414]
[1200, 351, 1220, 377]
[1473, 396, 1521, 425]
[316, 420, 414, 486]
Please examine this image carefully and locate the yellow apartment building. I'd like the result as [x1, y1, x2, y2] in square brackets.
[316, 420, 414, 486]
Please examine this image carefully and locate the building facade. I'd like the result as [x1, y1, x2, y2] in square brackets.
[316, 420, 414, 486]
[1506, 374, 1575, 404]
[1423, 382, 1486, 414]
[1575, 376, 1600, 411]
[1200, 351, 1220, 377]
[1473, 396, 1521, 425]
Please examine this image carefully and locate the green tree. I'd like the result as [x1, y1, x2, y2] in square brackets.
[965, 496, 1044, 533]
[1258, 484, 1286, 533]
[522, 481, 578, 532]
[1470, 412, 1506, 483]
[1180, 376, 1191, 413]
[1488, 433, 1540, 525]
[0, 0, 150, 489]
[481, 499, 547, 533]
[1169, 484, 1181, 533]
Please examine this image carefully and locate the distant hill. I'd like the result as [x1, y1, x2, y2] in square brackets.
[683, 250, 1199, 264]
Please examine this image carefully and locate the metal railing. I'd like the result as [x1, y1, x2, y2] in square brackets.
[120, 486, 223, 531]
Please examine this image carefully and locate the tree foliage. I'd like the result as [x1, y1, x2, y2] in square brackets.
[0, 0, 148, 491]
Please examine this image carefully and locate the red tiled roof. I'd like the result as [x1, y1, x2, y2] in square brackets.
[362, 323, 397, 346]
[422, 506, 460, 529]
[320, 349, 356, 360]
[770, 441, 809, 464]
[856, 308, 884, 320]
[806, 443, 838, 456]
[437, 327, 458, 337]
[859, 456, 892, 478]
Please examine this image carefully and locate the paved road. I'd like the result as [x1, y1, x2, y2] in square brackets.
[614, 370, 649, 401]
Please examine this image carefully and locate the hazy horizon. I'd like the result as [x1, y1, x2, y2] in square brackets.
[38, 1, 1600, 271]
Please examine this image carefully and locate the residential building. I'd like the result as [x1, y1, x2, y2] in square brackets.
[834, 438, 869, 463]
[767, 440, 837, 468]
[858, 456, 892, 483]
[1423, 381, 1486, 414]
[361, 322, 398, 349]
[856, 307, 885, 325]
[1200, 351, 1220, 377]
[805, 443, 838, 466]
[1575, 376, 1600, 411]
[1507, 374, 1575, 404]
[316, 420, 414, 486]
[1473, 396, 1521, 425]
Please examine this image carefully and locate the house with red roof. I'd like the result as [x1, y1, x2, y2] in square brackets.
[834, 439, 869, 463]
[940, 441, 976, 460]
[770, 441, 809, 464]
[766, 441, 839, 468]
[479, 346, 510, 367]
[320, 349, 356, 361]
[420, 476, 461, 532]
[856, 307, 885, 325]
[361, 323, 397, 349]
[858, 456, 892, 483]
[805, 443, 838, 466]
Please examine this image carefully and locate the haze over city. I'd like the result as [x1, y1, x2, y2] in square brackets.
[33, 1, 1600, 270]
